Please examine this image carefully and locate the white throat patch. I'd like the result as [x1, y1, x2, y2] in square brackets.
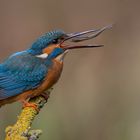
[36, 53, 48, 59]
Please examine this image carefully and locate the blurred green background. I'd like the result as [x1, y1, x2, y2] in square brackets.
[0, 0, 140, 140]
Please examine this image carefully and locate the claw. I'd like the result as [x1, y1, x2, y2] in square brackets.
[21, 100, 39, 113]
[41, 92, 50, 101]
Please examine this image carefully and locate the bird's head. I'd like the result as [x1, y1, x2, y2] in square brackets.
[28, 25, 112, 63]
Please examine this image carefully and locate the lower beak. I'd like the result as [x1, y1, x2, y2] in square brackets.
[61, 24, 112, 50]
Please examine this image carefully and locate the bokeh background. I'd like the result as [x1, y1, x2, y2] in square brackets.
[0, 0, 140, 140]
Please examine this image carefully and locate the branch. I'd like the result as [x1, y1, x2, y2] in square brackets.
[5, 88, 53, 140]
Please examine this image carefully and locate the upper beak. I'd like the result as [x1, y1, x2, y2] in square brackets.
[61, 24, 112, 50]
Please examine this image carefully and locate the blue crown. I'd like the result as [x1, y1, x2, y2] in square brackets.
[28, 30, 65, 55]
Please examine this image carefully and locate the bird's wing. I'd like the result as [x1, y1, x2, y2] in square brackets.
[0, 53, 51, 100]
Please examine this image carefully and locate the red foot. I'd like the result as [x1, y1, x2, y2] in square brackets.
[21, 100, 39, 113]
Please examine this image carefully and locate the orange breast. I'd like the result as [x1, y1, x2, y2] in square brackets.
[0, 60, 63, 106]
[36, 59, 63, 93]
[43, 44, 60, 54]
[20, 59, 63, 99]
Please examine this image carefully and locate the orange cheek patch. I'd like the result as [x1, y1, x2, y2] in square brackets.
[43, 44, 60, 54]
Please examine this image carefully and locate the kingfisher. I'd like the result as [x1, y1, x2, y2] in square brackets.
[0, 25, 111, 110]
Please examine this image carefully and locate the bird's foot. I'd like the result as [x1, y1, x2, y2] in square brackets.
[21, 100, 39, 113]
[40, 88, 53, 101]
[40, 92, 50, 101]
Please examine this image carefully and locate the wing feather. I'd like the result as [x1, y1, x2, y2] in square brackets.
[0, 52, 51, 100]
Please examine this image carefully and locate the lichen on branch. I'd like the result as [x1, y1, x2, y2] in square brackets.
[5, 89, 52, 140]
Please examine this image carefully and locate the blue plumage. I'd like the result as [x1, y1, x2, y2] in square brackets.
[0, 29, 66, 100]
[0, 51, 52, 99]
[47, 48, 64, 59]
[27, 30, 65, 55]
[0, 25, 110, 107]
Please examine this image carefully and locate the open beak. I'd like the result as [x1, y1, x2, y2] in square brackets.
[61, 24, 112, 50]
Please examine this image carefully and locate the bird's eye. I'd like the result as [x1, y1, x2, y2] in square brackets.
[52, 39, 59, 44]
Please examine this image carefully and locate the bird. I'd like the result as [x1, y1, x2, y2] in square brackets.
[0, 25, 112, 110]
